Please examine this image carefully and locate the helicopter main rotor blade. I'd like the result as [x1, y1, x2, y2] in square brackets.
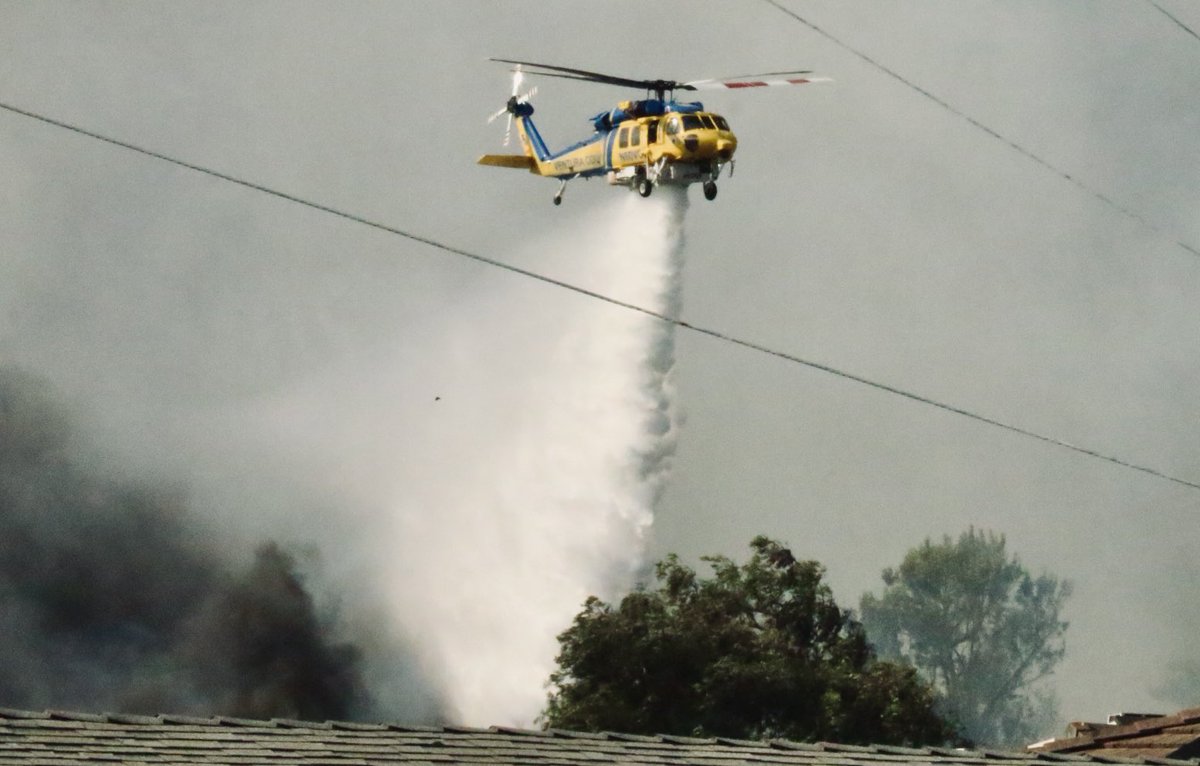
[681, 72, 829, 91]
[693, 69, 813, 81]
[491, 58, 668, 91]
[490, 59, 827, 97]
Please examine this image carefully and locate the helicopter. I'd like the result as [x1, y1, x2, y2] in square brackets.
[478, 58, 829, 205]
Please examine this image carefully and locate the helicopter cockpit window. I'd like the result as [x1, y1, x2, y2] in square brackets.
[665, 116, 680, 135]
[714, 115, 730, 131]
[681, 115, 703, 131]
[700, 114, 717, 130]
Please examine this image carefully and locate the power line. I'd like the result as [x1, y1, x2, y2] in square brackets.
[2, 98, 1198, 493]
[1149, 0, 1200, 42]
[763, 0, 1200, 259]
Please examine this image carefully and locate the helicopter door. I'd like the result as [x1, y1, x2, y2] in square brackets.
[613, 126, 629, 166]
[630, 124, 645, 161]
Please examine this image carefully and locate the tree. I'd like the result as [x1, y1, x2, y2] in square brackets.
[860, 529, 1071, 747]
[542, 536, 952, 745]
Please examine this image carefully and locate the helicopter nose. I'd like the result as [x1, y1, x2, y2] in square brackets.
[716, 139, 736, 160]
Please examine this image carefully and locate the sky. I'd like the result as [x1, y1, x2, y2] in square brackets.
[2, 0, 1200, 735]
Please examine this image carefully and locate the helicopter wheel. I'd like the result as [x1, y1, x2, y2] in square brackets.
[703, 181, 718, 201]
[553, 195, 562, 206]
[637, 178, 653, 198]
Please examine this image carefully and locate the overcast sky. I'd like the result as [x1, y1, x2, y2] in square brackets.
[3, 0, 1199, 732]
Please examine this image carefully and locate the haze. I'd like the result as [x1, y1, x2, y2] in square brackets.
[2, 0, 1199, 733]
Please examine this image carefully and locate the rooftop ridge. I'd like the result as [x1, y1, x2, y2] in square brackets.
[1029, 707, 1200, 764]
[1037, 711, 1200, 753]
[3, 707, 1200, 765]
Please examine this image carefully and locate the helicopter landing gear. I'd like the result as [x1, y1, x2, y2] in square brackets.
[637, 177, 653, 198]
[703, 181, 718, 201]
[553, 177, 568, 206]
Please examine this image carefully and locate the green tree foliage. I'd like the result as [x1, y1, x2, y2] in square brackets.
[543, 536, 952, 745]
[860, 529, 1071, 747]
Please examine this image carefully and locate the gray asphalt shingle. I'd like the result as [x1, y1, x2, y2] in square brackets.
[2, 709, 1198, 766]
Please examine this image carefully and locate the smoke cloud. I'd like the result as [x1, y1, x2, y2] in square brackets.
[0, 366, 381, 720]
[0, 177, 691, 726]
[1152, 549, 1200, 710]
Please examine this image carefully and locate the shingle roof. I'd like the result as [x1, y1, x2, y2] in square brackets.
[3, 708, 1200, 766]
[1030, 709, 1200, 761]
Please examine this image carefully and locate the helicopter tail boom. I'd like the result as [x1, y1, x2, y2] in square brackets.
[477, 154, 536, 170]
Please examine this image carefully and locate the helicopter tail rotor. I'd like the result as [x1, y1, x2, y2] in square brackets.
[487, 65, 537, 147]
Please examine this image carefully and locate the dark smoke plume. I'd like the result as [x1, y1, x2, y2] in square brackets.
[0, 365, 378, 719]
[180, 543, 366, 720]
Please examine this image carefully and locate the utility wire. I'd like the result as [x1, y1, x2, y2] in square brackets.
[1149, 0, 1200, 42]
[763, 0, 1200, 259]
[2, 98, 1198, 493]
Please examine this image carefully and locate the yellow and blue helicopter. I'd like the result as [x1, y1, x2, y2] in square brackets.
[478, 58, 828, 205]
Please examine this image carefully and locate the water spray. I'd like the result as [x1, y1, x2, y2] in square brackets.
[383, 189, 689, 724]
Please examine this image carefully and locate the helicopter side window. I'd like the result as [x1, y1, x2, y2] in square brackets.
[681, 115, 703, 131]
[714, 115, 730, 131]
[647, 121, 658, 143]
[665, 116, 680, 135]
[618, 126, 629, 149]
[700, 114, 717, 130]
[630, 126, 641, 146]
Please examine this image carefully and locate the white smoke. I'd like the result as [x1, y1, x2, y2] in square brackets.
[1, 112, 691, 722]
[375, 188, 689, 725]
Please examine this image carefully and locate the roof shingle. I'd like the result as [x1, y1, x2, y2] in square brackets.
[2, 708, 1199, 766]
[1030, 709, 1200, 762]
